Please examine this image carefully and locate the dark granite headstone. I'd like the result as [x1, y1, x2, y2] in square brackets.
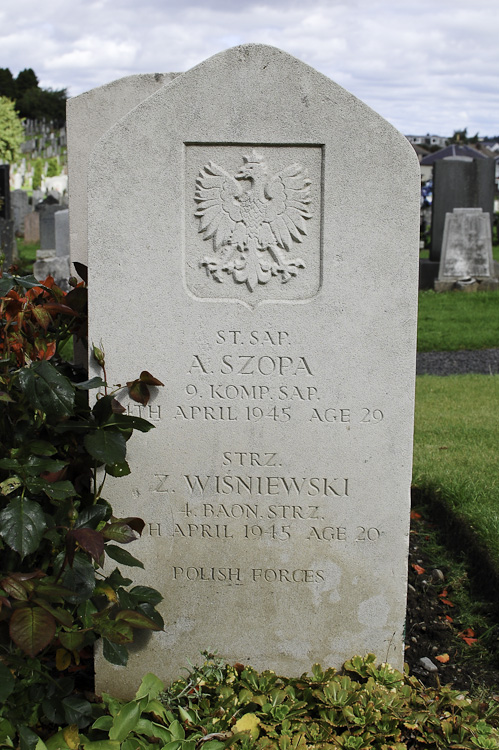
[0, 219, 16, 268]
[430, 158, 495, 262]
[0, 165, 10, 221]
[39, 205, 66, 250]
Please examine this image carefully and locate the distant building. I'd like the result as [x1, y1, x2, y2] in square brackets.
[406, 134, 448, 149]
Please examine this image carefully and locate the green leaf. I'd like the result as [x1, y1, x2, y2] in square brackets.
[61, 695, 94, 728]
[105, 545, 144, 569]
[0, 476, 22, 496]
[18, 726, 40, 750]
[62, 553, 96, 603]
[115, 610, 162, 631]
[27, 440, 57, 456]
[0, 277, 15, 295]
[84, 430, 126, 465]
[83, 742, 120, 750]
[18, 361, 75, 419]
[135, 673, 165, 701]
[102, 522, 138, 544]
[33, 599, 73, 627]
[105, 461, 131, 478]
[59, 630, 85, 651]
[75, 502, 111, 529]
[74, 377, 107, 390]
[0, 661, 15, 702]
[109, 701, 141, 742]
[9, 606, 56, 657]
[129, 586, 163, 606]
[25, 478, 76, 501]
[104, 414, 155, 433]
[91, 716, 113, 731]
[168, 721, 185, 741]
[0, 496, 47, 559]
[102, 637, 128, 666]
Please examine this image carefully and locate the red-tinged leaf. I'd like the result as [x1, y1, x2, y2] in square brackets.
[441, 598, 454, 607]
[111, 398, 126, 414]
[139, 371, 164, 386]
[102, 522, 138, 544]
[10, 606, 56, 656]
[445, 615, 453, 623]
[43, 303, 78, 317]
[115, 609, 162, 631]
[40, 467, 67, 483]
[435, 654, 450, 663]
[412, 564, 425, 575]
[410, 511, 422, 520]
[10, 571, 45, 581]
[119, 517, 145, 535]
[459, 632, 478, 646]
[31, 306, 52, 331]
[68, 528, 105, 564]
[439, 589, 448, 597]
[33, 598, 73, 627]
[1, 577, 28, 601]
[127, 379, 150, 406]
[0, 596, 12, 610]
[35, 340, 57, 361]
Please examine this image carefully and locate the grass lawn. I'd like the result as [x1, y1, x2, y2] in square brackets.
[417, 289, 499, 351]
[16, 237, 39, 273]
[413, 374, 499, 579]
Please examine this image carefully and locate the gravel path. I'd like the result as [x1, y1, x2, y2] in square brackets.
[416, 348, 499, 375]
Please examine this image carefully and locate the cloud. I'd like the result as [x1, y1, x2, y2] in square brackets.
[0, 0, 498, 135]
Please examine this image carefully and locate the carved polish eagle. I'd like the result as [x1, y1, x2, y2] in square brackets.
[194, 150, 313, 291]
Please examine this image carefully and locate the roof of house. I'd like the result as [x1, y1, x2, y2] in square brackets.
[420, 144, 490, 165]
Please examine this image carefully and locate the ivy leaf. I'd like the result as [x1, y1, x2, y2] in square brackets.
[84, 430, 126, 465]
[0, 497, 47, 559]
[105, 545, 144, 569]
[10, 606, 56, 656]
[102, 638, 128, 666]
[18, 361, 75, 419]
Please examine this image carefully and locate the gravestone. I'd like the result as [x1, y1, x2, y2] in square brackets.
[55, 209, 70, 257]
[87, 44, 420, 698]
[436, 208, 498, 290]
[0, 219, 16, 267]
[0, 165, 10, 221]
[67, 72, 181, 269]
[38, 204, 66, 250]
[11, 189, 30, 236]
[24, 211, 40, 243]
[431, 158, 495, 262]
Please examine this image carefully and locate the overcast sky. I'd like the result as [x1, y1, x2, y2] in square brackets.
[1, 0, 498, 136]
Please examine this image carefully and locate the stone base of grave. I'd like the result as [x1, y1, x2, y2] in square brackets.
[33, 249, 70, 290]
[434, 277, 499, 292]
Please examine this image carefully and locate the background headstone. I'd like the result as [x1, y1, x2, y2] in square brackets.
[87, 44, 420, 698]
[67, 72, 181, 269]
[38, 205, 66, 250]
[24, 211, 40, 243]
[431, 158, 495, 262]
[55, 209, 70, 257]
[436, 208, 497, 290]
[0, 219, 17, 268]
[11, 189, 31, 236]
[0, 165, 10, 221]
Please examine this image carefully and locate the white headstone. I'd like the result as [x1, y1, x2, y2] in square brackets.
[67, 73, 182, 270]
[87, 44, 420, 698]
[55, 208, 70, 258]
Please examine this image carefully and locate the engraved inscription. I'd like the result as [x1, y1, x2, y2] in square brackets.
[195, 150, 312, 291]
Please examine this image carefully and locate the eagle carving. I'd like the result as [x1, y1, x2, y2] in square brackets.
[194, 151, 313, 291]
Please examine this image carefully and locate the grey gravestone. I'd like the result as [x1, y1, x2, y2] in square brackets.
[431, 158, 495, 262]
[24, 211, 40, 243]
[0, 165, 10, 221]
[87, 44, 420, 698]
[33, 249, 70, 289]
[436, 208, 498, 290]
[11, 189, 31, 236]
[39, 205, 66, 250]
[0, 219, 17, 267]
[55, 209, 70, 257]
[67, 72, 181, 269]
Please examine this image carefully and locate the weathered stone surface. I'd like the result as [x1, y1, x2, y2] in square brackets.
[24, 211, 40, 243]
[11, 189, 30, 236]
[67, 72, 181, 269]
[438, 208, 495, 282]
[55, 209, 70, 257]
[87, 44, 420, 698]
[39, 205, 66, 250]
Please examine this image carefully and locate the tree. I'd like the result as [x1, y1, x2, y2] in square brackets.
[0, 96, 24, 164]
[0, 68, 16, 99]
[15, 68, 38, 97]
